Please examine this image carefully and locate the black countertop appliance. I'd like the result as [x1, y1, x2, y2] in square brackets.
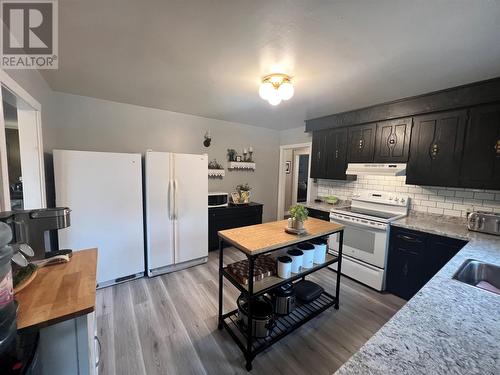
[0, 208, 71, 260]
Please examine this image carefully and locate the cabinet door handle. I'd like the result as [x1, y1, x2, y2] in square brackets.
[429, 143, 439, 159]
[494, 139, 500, 156]
[397, 234, 422, 243]
[95, 335, 101, 367]
[403, 261, 408, 277]
[358, 139, 364, 150]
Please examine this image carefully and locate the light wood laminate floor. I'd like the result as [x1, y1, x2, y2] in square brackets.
[96, 248, 405, 375]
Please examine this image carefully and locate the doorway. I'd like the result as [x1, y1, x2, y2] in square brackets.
[277, 143, 314, 219]
[0, 73, 46, 211]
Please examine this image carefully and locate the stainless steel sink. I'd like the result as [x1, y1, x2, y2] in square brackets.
[453, 259, 500, 295]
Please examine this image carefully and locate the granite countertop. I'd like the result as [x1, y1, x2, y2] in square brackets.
[335, 212, 500, 375]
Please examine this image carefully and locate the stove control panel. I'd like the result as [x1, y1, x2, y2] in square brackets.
[329, 212, 389, 230]
[352, 191, 409, 207]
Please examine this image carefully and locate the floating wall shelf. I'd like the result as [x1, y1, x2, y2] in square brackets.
[208, 169, 225, 177]
[228, 162, 256, 171]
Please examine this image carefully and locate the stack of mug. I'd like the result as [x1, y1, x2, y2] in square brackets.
[277, 238, 329, 279]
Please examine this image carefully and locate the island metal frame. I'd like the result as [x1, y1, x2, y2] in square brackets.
[217, 229, 344, 371]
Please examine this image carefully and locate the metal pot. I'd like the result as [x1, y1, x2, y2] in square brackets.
[237, 294, 275, 338]
[271, 283, 295, 315]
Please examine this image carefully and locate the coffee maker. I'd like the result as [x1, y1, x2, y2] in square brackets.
[0, 208, 71, 260]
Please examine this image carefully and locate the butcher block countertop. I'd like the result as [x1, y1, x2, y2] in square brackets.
[218, 218, 344, 255]
[16, 248, 98, 331]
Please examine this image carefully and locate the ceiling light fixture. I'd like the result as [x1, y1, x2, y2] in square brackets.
[259, 74, 294, 106]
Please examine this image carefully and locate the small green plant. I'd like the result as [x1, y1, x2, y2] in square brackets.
[289, 204, 308, 222]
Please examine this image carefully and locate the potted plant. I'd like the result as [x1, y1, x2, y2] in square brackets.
[233, 183, 251, 204]
[208, 159, 223, 170]
[288, 204, 309, 230]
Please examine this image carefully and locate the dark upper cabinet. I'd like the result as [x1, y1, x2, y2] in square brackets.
[310, 129, 328, 178]
[325, 128, 349, 180]
[406, 110, 467, 187]
[460, 104, 500, 189]
[348, 123, 376, 162]
[374, 118, 412, 163]
[310, 128, 351, 180]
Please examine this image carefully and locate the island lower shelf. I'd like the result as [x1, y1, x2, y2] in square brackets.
[223, 253, 339, 296]
[222, 291, 336, 356]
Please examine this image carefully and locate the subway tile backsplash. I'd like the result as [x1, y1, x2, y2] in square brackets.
[316, 175, 500, 218]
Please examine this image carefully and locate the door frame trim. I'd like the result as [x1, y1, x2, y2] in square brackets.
[277, 142, 312, 220]
[0, 69, 45, 210]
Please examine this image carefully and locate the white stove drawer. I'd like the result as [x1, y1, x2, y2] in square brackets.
[329, 252, 385, 291]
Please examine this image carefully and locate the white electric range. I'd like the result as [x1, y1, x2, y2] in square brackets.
[328, 191, 409, 291]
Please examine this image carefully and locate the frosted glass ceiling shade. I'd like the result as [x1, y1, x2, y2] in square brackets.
[267, 90, 282, 106]
[278, 81, 294, 100]
[258, 74, 294, 105]
[259, 82, 274, 100]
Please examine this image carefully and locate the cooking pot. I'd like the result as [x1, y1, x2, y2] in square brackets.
[237, 294, 275, 338]
[271, 283, 295, 315]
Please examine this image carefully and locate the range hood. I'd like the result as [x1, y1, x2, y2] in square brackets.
[345, 163, 407, 176]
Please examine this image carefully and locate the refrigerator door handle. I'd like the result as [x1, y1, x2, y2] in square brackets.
[167, 179, 174, 220]
[174, 179, 179, 220]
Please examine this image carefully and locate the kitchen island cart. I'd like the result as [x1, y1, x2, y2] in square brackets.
[217, 218, 344, 371]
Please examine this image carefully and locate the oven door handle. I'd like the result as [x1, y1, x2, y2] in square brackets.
[330, 217, 387, 232]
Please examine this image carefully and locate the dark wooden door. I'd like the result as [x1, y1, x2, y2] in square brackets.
[325, 128, 349, 180]
[348, 123, 376, 162]
[460, 104, 500, 189]
[406, 110, 467, 187]
[426, 234, 466, 280]
[374, 118, 412, 163]
[386, 228, 427, 300]
[310, 130, 328, 178]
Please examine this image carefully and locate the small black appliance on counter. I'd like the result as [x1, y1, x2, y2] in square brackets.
[0, 208, 71, 260]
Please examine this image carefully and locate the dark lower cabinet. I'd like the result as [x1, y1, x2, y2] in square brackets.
[307, 207, 330, 221]
[460, 104, 500, 189]
[406, 110, 467, 187]
[208, 203, 263, 251]
[386, 226, 467, 300]
[425, 234, 468, 281]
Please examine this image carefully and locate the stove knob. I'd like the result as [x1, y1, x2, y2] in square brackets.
[394, 197, 399, 202]
[401, 198, 406, 204]
[389, 196, 393, 200]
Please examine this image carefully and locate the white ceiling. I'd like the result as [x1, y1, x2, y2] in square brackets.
[42, 0, 500, 130]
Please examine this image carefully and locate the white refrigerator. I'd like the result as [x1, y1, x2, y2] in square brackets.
[53, 150, 145, 287]
[145, 151, 208, 276]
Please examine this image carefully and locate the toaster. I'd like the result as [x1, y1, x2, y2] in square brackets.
[467, 211, 500, 236]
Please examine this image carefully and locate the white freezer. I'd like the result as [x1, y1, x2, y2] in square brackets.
[53, 150, 145, 286]
[146, 151, 208, 276]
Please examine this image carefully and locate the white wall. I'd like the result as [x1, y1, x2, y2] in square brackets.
[46, 92, 281, 221]
[279, 126, 311, 145]
[316, 176, 500, 218]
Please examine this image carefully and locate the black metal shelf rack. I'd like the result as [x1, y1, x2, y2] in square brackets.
[217, 227, 344, 371]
